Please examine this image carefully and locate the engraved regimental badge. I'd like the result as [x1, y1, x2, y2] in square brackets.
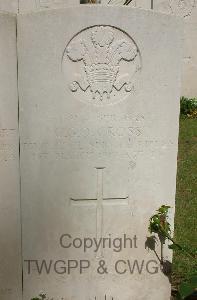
[62, 25, 141, 105]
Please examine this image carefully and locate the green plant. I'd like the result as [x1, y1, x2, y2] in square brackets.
[31, 293, 46, 300]
[180, 97, 197, 118]
[148, 205, 197, 299]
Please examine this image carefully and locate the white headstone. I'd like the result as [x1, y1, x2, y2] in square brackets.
[0, 0, 18, 13]
[19, 0, 79, 13]
[18, 6, 183, 300]
[153, 0, 197, 97]
[0, 12, 22, 300]
[102, 0, 151, 9]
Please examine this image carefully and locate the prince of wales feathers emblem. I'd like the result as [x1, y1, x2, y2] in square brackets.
[66, 26, 140, 101]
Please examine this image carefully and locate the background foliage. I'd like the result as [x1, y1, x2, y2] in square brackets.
[180, 97, 197, 119]
[172, 115, 197, 298]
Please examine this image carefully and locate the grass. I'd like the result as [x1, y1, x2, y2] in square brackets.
[172, 118, 197, 286]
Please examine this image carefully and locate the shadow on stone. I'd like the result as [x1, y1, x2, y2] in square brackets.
[145, 236, 172, 283]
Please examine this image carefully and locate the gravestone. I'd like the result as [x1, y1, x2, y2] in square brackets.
[0, 12, 22, 300]
[19, 0, 79, 12]
[102, 0, 151, 9]
[19, 0, 152, 12]
[102, 0, 197, 98]
[153, 0, 197, 97]
[0, 0, 18, 13]
[18, 5, 183, 300]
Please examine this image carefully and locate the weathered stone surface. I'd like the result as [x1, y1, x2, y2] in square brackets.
[19, 0, 79, 12]
[16, 0, 197, 97]
[153, 0, 197, 97]
[18, 6, 182, 300]
[102, 0, 151, 9]
[103, 0, 197, 97]
[0, 0, 18, 13]
[182, 19, 197, 97]
[153, 0, 196, 18]
[0, 12, 22, 300]
[19, 0, 152, 12]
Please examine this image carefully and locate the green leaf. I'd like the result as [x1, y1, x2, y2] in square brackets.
[190, 275, 197, 289]
[168, 244, 180, 250]
[157, 205, 171, 214]
[179, 282, 195, 299]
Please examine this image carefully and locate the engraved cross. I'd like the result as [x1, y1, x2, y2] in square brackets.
[70, 167, 129, 257]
